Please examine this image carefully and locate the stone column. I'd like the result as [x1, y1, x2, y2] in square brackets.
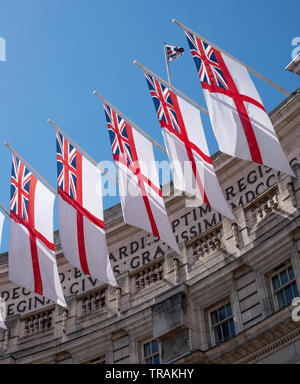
[151, 284, 194, 363]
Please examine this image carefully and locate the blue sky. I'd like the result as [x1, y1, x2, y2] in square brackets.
[0, 0, 299, 251]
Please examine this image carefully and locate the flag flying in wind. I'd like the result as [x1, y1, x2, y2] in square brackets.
[56, 131, 117, 286]
[103, 102, 179, 252]
[144, 71, 234, 220]
[9, 154, 66, 307]
[166, 45, 184, 63]
[185, 30, 294, 176]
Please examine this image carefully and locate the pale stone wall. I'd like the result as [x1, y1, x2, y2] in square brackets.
[0, 88, 299, 364]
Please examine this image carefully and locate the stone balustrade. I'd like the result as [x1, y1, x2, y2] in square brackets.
[188, 223, 223, 262]
[185, 184, 284, 262]
[22, 308, 54, 336]
[132, 260, 164, 293]
[79, 287, 107, 315]
[245, 185, 279, 227]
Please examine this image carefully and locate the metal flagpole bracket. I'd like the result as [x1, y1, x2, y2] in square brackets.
[172, 18, 290, 97]
[4, 141, 57, 195]
[133, 59, 209, 115]
[47, 119, 118, 185]
[93, 90, 167, 155]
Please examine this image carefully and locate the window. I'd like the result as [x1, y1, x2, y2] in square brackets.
[142, 339, 160, 364]
[210, 302, 236, 345]
[271, 264, 299, 310]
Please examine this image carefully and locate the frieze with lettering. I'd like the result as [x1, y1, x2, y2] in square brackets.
[0, 161, 284, 316]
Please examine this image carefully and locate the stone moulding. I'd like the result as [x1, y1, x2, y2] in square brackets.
[236, 326, 300, 364]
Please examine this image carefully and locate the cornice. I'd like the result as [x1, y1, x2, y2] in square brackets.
[236, 326, 300, 364]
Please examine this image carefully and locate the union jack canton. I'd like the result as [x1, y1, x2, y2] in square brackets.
[145, 72, 181, 135]
[56, 131, 78, 200]
[10, 154, 34, 222]
[103, 103, 133, 167]
[185, 31, 228, 90]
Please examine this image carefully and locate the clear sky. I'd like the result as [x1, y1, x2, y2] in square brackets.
[0, 0, 299, 251]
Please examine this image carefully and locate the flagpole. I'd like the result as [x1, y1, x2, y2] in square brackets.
[47, 119, 118, 185]
[163, 42, 172, 85]
[0, 203, 9, 217]
[4, 142, 57, 195]
[93, 91, 168, 155]
[172, 18, 290, 97]
[133, 60, 209, 115]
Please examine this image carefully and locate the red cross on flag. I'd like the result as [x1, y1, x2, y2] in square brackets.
[9, 154, 66, 307]
[56, 131, 117, 287]
[185, 30, 294, 176]
[144, 72, 234, 220]
[103, 102, 180, 253]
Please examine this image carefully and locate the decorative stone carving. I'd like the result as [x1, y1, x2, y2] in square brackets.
[231, 222, 239, 248]
[62, 310, 68, 334]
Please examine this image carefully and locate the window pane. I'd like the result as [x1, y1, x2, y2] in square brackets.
[285, 285, 294, 305]
[277, 290, 286, 309]
[153, 355, 160, 364]
[272, 275, 280, 291]
[151, 340, 159, 354]
[292, 282, 299, 297]
[222, 322, 230, 340]
[229, 319, 236, 337]
[214, 325, 223, 344]
[218, 306, 226, 322]
[288, 266, 295, 281]
[280, 270, 289, 286]
[144, 343, 151, 357]
[145, 357, 153, 364]
[226, 303, 232, 317]
[211, 310, 218, 325]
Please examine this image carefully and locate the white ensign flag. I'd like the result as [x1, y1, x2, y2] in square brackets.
[185, 30, 294, 176]
[9, 155, 66, 307]
[103, 102, 180, 253]
[56, 131, 117, 286]
[145, 72, 234, 220]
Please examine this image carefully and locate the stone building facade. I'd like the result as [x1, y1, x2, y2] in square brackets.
[0, 86, 299, 364]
